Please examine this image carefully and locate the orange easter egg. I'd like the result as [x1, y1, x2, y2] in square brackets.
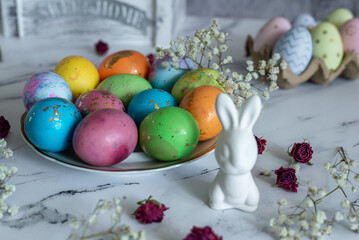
[98, 50, 150, 81]
[180, 85, 223, 141]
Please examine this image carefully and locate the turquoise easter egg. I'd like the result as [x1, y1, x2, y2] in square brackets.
[148, 56, 194, 92]
[127, 89, 178, 126]
[23, 72, 72, 111]
[272, 26, 312, 75]
[25, 97, 82, 152]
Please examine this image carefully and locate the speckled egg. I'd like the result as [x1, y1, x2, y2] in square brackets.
[23, 72, 72, 112]
[312, 22, 343, 71]
[148, 55, 194, 92]
[75, 89, 125, 117]
[272, 26, 312, 75]
[96, 74, 152, 108]
[292, 13, 317, 29]
[127, 89, 178, 126]
[340, 18, 359, 59]
[25, 97, 82, 152]
[73, 108, 137, 166]
[139, 107, 199, 161]
[54, 56, 99, 100]
[180, 86, 222, 141]
[171, 68, 224, 103]
[98, 50, 150, 81]
[253, 17, 291, 52]
[325, 8, 354, 29]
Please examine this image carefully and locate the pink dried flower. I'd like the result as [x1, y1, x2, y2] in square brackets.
[255, 135, 266, 155]
[0, 116, 10, 138]
[147, 53, 156, 66]
[275, 166, 298, 192]
[95, 40, 109, 55]
[289, 142, 313, 164]
[184, 226, 222, 240]
[134, 196, 168, 224]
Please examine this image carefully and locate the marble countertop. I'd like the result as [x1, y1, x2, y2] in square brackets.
[0, 17, 359, 240]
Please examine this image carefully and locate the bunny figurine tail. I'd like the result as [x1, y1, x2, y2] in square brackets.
[208, 93, 261, 212]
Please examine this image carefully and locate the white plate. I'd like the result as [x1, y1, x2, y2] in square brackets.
[20, 112, 216, 174]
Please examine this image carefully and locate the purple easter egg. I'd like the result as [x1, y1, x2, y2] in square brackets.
[72, 108, 137, 166]
[75, 89, 125, 117]
[23, 72, 72, 111]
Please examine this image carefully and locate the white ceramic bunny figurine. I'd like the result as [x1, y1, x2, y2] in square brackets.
[209, 93, 261, 212]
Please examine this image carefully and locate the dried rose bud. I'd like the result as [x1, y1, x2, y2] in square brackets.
[134, 196, 168, 224]
[289, 142, 313, 164]
[184, 226, 222, 240]
[95, 40, 109, 55]
[147, 53, 156, 66]
[275, 166, 298, 192]
[0, 116, 10, 138]
[255, 135, 266, 155]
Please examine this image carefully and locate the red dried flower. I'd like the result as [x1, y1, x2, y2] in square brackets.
[147, 53, 156, 67]
[255, 135, 266, 155]
[275, 166, 298, 192]
[0, 116, 10, 138]
[134, 196, 168, 224]
[289, 142, 313, 164]
[95, 40, 109, 55]
[184, 226, 222, 240]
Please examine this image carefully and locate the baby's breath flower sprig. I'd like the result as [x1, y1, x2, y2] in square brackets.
[270, 147, 359, 239]
[0, 163, 18, 219]
[156, 19, 285, 108]
[67, 197, 145, 240]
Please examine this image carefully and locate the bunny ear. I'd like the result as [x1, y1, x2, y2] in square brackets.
[215, 93, 239, 131]
[238, 94, 262, 130]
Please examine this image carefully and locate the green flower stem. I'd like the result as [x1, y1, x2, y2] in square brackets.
[81, 226, 115, 240]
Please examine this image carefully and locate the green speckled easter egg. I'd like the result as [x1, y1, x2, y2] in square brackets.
[139, 107, 200, 161]
[325, 8, 353, 29]
[96, 74, 152, 108]
[171, 68, 224, 102]
[312, 22, 343, 71]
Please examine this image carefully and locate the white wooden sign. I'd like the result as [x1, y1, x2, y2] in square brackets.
[1, 0, 186, 47]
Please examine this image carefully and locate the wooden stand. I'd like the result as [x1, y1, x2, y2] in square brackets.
[245, 35, 359, 89]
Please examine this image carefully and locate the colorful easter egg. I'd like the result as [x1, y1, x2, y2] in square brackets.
[98, 50, 150, 81]
[325, 8, 354, 29]
[272, 26, 312, 75]
[312, 22, 343, 71]
[127, 89, 178, 126]
[96, 74, 152, 108]
[23, 72, 72, 111]
[25, 97, 82, 152]
[73, 109, 137, 166]
[292, 13, 317, 29]
[54, 56, 99, 100]
[340, 18, 359, 59]
[139, 107, 199, 161]
[171, 68, 224, 103]
[253, 17, 291, 52]
[180, 86, 222, 141]
[148, 55, 194, 92]
[75, 89, 125, 117]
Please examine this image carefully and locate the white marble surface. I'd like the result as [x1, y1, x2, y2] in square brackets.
[0, 17, 359, 240]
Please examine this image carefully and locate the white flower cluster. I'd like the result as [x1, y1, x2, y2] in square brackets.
[156, 19, 285, 108]
[67, 197, 145, 240]
[0, 138, 18, 219]
[270, 147, 359, 239]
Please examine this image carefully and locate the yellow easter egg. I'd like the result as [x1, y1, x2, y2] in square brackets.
[311, 22, 343, 71]
[325, 8, 354, 29]
[54, 56, 99, 100]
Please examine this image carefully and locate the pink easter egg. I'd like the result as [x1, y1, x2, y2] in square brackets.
[72, 108, 138, 166]
[253, 17, 292, 52]
[75, 89, 125, 117]
[340, 18, 359, 59]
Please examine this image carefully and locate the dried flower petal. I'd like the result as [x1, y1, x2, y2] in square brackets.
[289, 142, 313, 164]
[275, 167, 298, 192]
[255, 135, 267, 155]
[134, 196, 168, 224]
[0, 116, 10, 138]
[95, 40, 109, 55]
[184, 226, 222, 240]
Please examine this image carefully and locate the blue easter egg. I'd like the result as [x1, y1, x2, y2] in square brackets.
[148, 56, 194, 92]
[292, 13, 317, 29]
[272, 26, 312, 75]
[23, 72, 72, 111]
[127, 89, 178, 126]
[25, 97, 82, 152]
